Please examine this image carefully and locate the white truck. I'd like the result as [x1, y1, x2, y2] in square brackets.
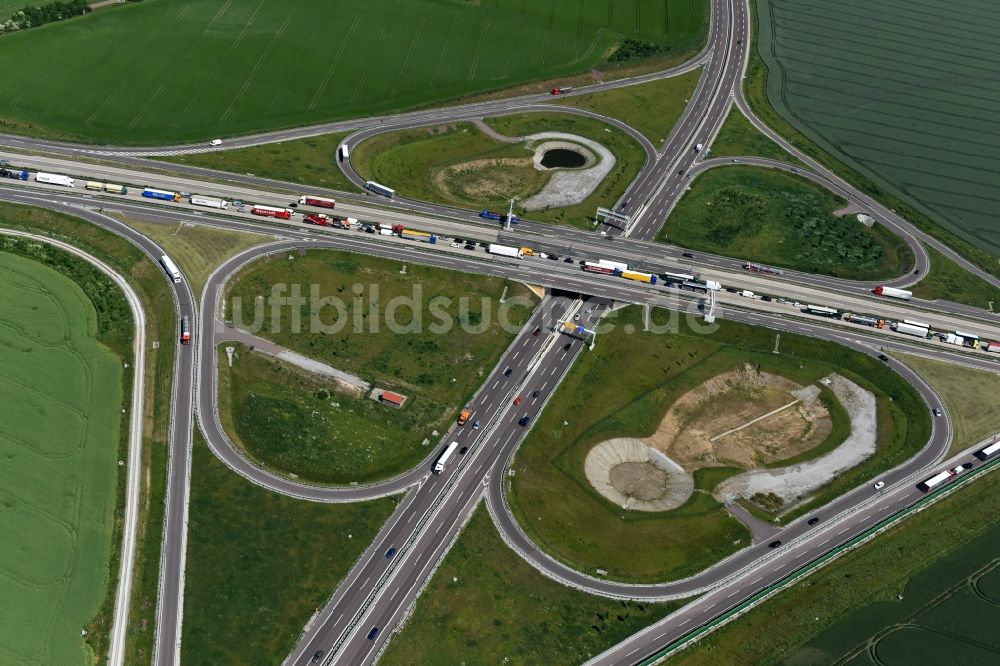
[488, 243, 523, 259]
[190, 195, 228, 210]
[36, 172, 74, 187]
[894, 322, 929, 338]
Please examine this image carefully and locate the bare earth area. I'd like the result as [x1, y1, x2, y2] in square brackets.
[520, 132, 615, 210]
[584, 438, 694, 512]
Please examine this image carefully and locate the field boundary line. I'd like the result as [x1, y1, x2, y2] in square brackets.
[390, 6, 431, 98]
[0, 230, 146, 666]
[219, 10, 294, 124]
[310, 11, 364, 110]
[431, 15, 458, 86]
[468, 16, 493, 80]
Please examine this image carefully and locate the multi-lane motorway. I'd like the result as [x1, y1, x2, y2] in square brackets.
[2, 0, 999, 664]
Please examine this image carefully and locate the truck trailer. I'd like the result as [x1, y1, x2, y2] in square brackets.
[142, 187, 180, 202]
[893, 322, 930, 338]
[37, 172, 74, 187]
[190, 195, 228, 209]
[621, 270, 657, 285]
[251, 205, 293, 220]
[479, 210, 502, 221]
[488, 244, 523, 259]
[0, 168, 29, 180]
[103, 183, 127, 194]
[398, 228, 436, 243]
[365, 180, 395, 198]
[875, 285, 913, 300]
[299, 195, 335, 209]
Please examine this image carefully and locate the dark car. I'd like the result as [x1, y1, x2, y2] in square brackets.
[453, 238, 463, 244]
[768, 540, 782, 549]
[289, 202, 299, 208]
[518, 415, 530, 427]
[807, 517, 820, 526]
[533, 327, 541, 336]
[312, 650, 324, 663]
[563, 342, 572, 350]
[913, 269, 920, 275]
[532, 390, 541, 398]
[725, 287, 739, 293]
[479, 242, 489, 248]
[385, 547, 397, 559]
[503, 367, 512, 377]
[460, 446, 469, 455]
[878, 354, 889, 362]
[464, 244, 476, 251]
[682, 252, 694, 258]
[678, 169, 684, 175]
[367, 627, 379, 641]
[547, 254, 559, 261]
[564, 257, 574, 263]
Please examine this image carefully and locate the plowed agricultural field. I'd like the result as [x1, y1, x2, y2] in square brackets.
[758, 0, 1000, 254]
[0, 252, 123, 664]
[0, 0, 706, 144]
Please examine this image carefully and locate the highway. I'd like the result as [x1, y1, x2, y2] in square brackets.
[0, 0, 997, 663]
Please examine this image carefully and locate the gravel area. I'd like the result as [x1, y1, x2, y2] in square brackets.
[520, 132, 615, 210]
[714, 373, 877, 509]
[584, 438, 693, 512]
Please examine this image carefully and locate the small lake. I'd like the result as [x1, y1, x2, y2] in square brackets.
[540, 148, 586, 169]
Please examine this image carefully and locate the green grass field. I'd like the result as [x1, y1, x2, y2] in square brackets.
[0, 0, 706, 144]
[158, 131, 360, 193]
[667, 466, 1000, 666]
[381, 507, 681, 665]
[0, 250, 124, 665]
[896, 353, 1000, 456]
[911, 244, 1000, 310]
[223, 249, 536, 482]
[709, 107, 799, 163]
[182, 431, 395, 664]
[556, 68, 702, 145]
[0, 201, 179, 664]
[124, 218, 268, 297]
[507, 306, 928, 581]
[660, 166, 914, 280]
[756, 0, 1000, 256]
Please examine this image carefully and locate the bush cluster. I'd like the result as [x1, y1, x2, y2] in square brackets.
[1, 0, 88, 34]
[606, 38, 672, 64]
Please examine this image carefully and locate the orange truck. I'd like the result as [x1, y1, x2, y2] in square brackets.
[457, 409, 471, 425]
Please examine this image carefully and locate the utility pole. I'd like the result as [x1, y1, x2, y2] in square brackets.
[506, 197, 517, 231]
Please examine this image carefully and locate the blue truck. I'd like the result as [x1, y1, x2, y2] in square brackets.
[0, 168, 29, 180]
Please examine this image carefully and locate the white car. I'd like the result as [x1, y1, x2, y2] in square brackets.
[873, 481, 885, 490]
[209, 139, 222, 146]
[450, 241, 461, 248]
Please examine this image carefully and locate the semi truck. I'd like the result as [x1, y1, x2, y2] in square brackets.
[551, 86, 573, 95]
[744, 261, 784, 276]
[875, 285, 912, 300]
[433, 441, 460, 474]
[0, 168, 29, 180]
[396, 227, 436, 243]
[488, 244, 523, 259]
[251, 205, 293, 220]
[180, 316, 191, 345]
[844, 313, 882, 328]
[86, 181, 104, 191]
[103, 183, 127, 194]
[142, 187, 180, 202]
[621, 270, 657, 285]
[299, 195, 335, 209]
[597, 258, 629, 272]
[457, 409, 471, 425]
[479, 210, 502, 221]
[583, 261, 619, 276]
[190, 195, 228, 209]
[160, 255, 181, 283]
[893, 322, 930, 338]
[339, 144, 350, 162]
[365, 180, 395, 198]
[37, 172, 74, 187]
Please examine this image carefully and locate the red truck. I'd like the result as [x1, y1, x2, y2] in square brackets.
[252, 205, 293, 220]
[298, 195, 335, 209]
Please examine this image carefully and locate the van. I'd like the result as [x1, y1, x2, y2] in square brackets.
[209, 139, 222, 146]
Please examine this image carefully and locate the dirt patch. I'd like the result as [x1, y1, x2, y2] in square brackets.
[584, 438, 693, 512]
[645, 364, 831, 472]
[432, 156, 544, 200]
[609, 462, 668, 500]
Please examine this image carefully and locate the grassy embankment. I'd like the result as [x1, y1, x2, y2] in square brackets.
[667, 466, 1000, 666]
[0, 249, 124, 665]
[660, 166, 914, 280]
[181, 431, 395, 664]
[555, 68, 702, 145]
[0, 0, 706, 144]
[0, 202, 177, 665]
[709, 107, 802, 164]
[222, 249, 537, 483]
[124, 218, 269, 297]
[158, 131, 359, 194]
[381, 507, 681, 666]
[745, 0, 1000, 281]
[911, 244, 1000, 310]
[896, 353, 1000, 456]
[508, 306, 928, 582]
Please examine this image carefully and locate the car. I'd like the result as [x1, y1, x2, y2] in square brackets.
[450, 241, 461, 248]
[574, 313, 581, 321]
[775, 297, 787, 304]
[791, 167, 800, 173]
[768, 540, 782, 549]
[538, 252, 548, 259]
[952, 463, 973, 475]
[532, 390, 541, 398]
[933, 408, 943, 417]
[913, 269, 921, 275]
[518, 415, 530, 427]
[460, 446, 469, 455]
[513, 396, 522, 405]
[367, 627, 379, 641]
[533, 327, 541, 336]
[209, 138, 222, 146]
[878, 354, 889, 362]
[619, 198, 630, 211]
[547, 254, 559, 261]
[761, 296, 772, 302]
[478, 242, 489, 248]
[579, 259, 587, 265]
[312, 650, 324, 663]
[678, 169, 684, 175]
[364, 227, 376, 234]
[503, 367, 512, 377]
[682, 252, 694, 258]
[472, 420, 480, 430]
[563, 342, 572, 350]
[732, 159, 740, 163]
[385, 547, 397, 559]
[807, 517, 820, 526]
[606, 235, 615, 241]
[725, 287, 739, 293]
[585, 308, 592, 315]
[564, 257, 574, 263]
[874, 481, 885, 490]
[289, 202, 298, 208]
[464, 244, 476, 251]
